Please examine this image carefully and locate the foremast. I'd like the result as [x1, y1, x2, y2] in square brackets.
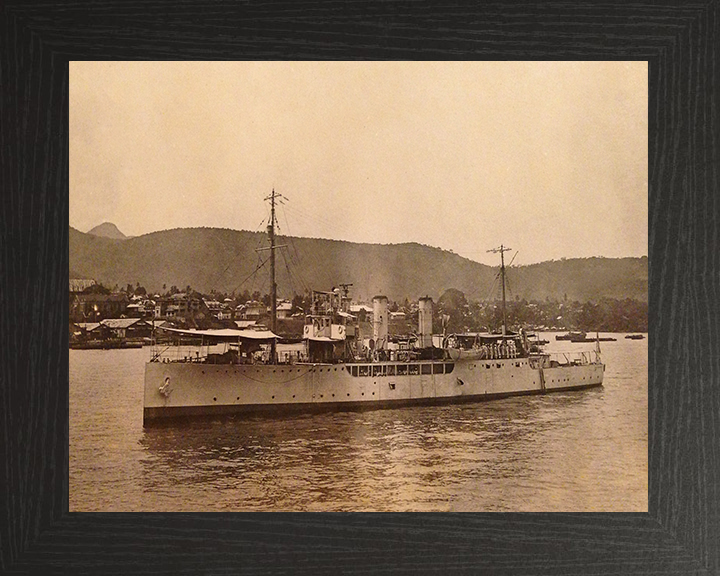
[263, 189, 286, 364]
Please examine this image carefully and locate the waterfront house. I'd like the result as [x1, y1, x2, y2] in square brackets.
[241, 300, 266, 320]
[153, 293, 211, 326]
[101, 318, 152, 339]
[73, 321, 110, 341]
[70, 293, 129, 323]
[277, 299, 293, 319]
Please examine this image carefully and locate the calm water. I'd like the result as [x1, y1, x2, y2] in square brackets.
[69, 334, 647, 511]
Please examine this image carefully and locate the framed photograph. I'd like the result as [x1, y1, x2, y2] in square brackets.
[3, 2, 717, 574]
[67, 59, 648, 513]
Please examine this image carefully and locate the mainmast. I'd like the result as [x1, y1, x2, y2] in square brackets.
[488, 245, 512, 335]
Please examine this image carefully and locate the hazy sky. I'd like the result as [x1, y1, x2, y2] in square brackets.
[70, 61, 647, 265]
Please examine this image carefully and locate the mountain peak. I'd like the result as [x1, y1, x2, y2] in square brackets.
[87, 222, 127, 240]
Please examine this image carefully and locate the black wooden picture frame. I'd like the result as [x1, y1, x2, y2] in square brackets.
[2, 2, 717, 574]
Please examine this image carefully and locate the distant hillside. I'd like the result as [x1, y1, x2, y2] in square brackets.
[87, 222, 127, 240]
[69, 226, 648, 303]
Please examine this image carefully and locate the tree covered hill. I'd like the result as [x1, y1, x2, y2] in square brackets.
[69, 226, 647, 304]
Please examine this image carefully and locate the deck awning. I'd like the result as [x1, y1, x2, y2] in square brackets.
[453, 332, 520, 342]
[159, 327, 280, 341]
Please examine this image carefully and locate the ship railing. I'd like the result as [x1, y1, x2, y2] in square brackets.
[151, 347, 311, 366]
[541, 350, 601, 366]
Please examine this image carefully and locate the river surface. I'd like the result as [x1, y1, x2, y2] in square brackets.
[69, 334, 647, 511]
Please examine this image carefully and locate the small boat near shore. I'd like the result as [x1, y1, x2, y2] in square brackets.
[625, 334, 645, 340]
[71, 339, 144, 350]
[556, 331, 617, 343]
[555, 331, 586, 341]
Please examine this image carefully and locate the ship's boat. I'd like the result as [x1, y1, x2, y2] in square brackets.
[557, 332, 617, 343]
[143, 193, 604, 424]
[556, 331, 587, 341]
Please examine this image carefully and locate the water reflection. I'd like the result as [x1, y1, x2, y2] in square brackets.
[70, 339, 646, 511]
[138, 395, 582, 510]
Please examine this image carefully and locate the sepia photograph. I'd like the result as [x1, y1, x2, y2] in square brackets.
[69, 61, 648, 512]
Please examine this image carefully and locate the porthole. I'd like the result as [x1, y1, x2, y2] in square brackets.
[213, 397, 217, 401]
[272, 395, 275, 399]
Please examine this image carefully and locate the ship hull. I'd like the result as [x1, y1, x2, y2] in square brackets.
[143, 357, 604, 424]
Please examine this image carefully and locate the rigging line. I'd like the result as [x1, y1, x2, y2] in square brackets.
[207, 229, 263, 292]
[281, 200, 328, 224]
[282, 204, 339, 235]
[483, 273, 501, 305]
[286, 237, 305, 272]
[280, 249, 302, 297]
[231, 257, 270, 297]
[273, 211, 305, 295]
[281, 248, 307, 294]
[247, 241, 264, 296]
[483, 275, 504, 302]
[279, 204, 311, 291]
[287, 251, 310, 293]
[283, 263, 296, 297]
[273, 240, 297, 298]
[503, 252, 519, 304]
[254, 252, 269, 296]
[290, 198, 338, 227]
